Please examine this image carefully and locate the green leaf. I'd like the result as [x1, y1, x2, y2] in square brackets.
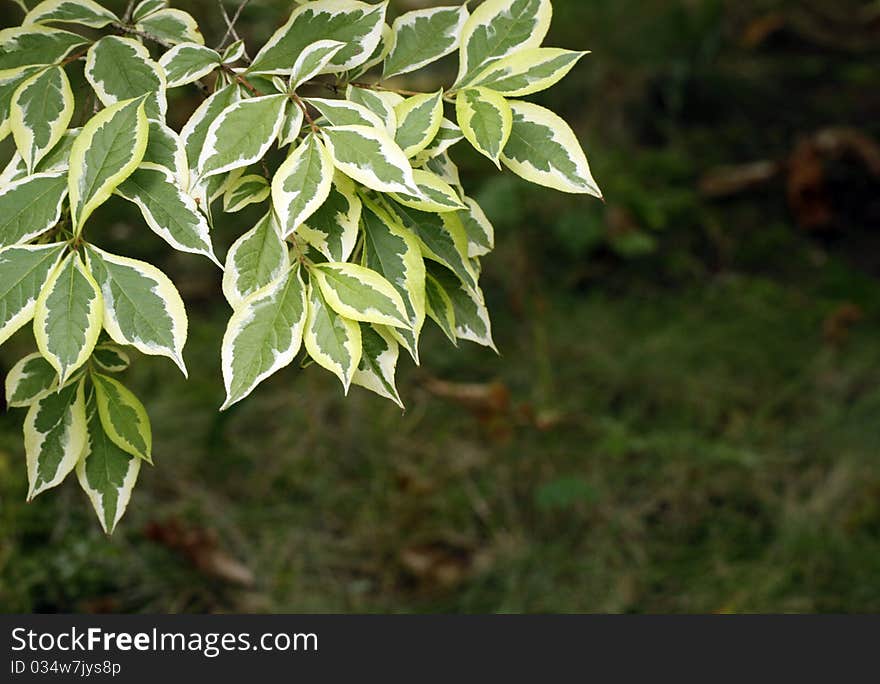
[197, 94, 287, 179]
[84, 244, 188, 376]
[272, 132, 334, 237]
[456, 87, 511, 167]
[5, 351, 58, 407]
[502, 100, 602, 196]
[310, 261, 410, 329]
[68, 96, 149, 234]
[179, 83, 240, 173]
[426, 262, 496, 350]
[10, 65, 74, 173]
[352, 323, 402, 407]
[305, 96, 385, 129]
[0, 26, 87, 71]
[0, 171, 67, 247]
[222, 212, 289, 308]
[360, 200, 425, 363]
[425, 270, 456, 344]
[77, 395, 141, 534]
[135, 8, 204, 45]
[92, 371, 152, 463]
[85, 36, 166, 120]
[395, 90, 443, 159]
[388, 200, 478, 294]
[223, 173, 269, 213]
[455, 0, 552, 87]
[24, 376, 87, 499]
[383, 5, 468, 79]
[391, 168, 467, 213]
[92, 343, 130, 373]
[158, 42, 220, 88]
[249, 0, 386, 76]
[0, 65, 45, 143]
[468, 47, 587, 97]
[459, 196, 494, 257]
[0, 243, 65, 346]
[304, 278, 362, 393]
[33, 252, 103, 383]
[289, 39, 345, 88]
[221, 265, 308, 409]
[345, 85, 399, 134]
[115, 165, 218, 264]
[24, 0, 118, 28]
[321, 124, 417, 195]
[299, 171, 361, 262]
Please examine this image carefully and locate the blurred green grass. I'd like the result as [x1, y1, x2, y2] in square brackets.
[1, 0, 879, 613]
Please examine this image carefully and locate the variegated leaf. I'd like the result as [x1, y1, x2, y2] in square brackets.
[249, 0, 386, 76]
[222, 212, 289, 309]
[84, 245, 188, 376]
[321, 124, 417, 195]
[299, 171, 361, 262]
[10, 66, 73, 173]
[0, 27, 87, 71]
[221, 265, 308, 409]
[143, 119, 188, 187]
[388, 201, 478, 293]
[5, 351, 58, 407]
[0, 171, 67, 247]
[223, 173, 269, 213]
[456, 87, 512, 167]
[304, 278, 362, 393]
[360, 200, 425, 363]
[345, 85, 399, 134]
[115, 165, 217, 264]
[77, 395, 141, 534]
[459, 195, 495, 257]
[158, 42, 220, 88]
[426, 262, 496, 350]
[383, 4, 468, 79]
[502, 100, 602, 196]
[0, 243, 65, 346]
[24, 376, 87, 499]
[310, 261, 409, 329]
[179, 83, 240, 174]
[391, 169, 467, 213]
[395, 90, 443, 158]
[85, 36, 167, 119]
[197, 94, 287, 179]
[136, 8, 204, 45]
[306, 96, 385, 129]
[24, 0, 118, 28]
[92, 343, 130, 373]
[272, 132, 334, 237]
[468, 47, 587, 97]
[455, 0, 552, 87]
[68, 97, 148, 234]
[33, 252, 103, 384]
[289, 39, 345, 87]
[92, 371, 152, 463]
[425, 269, 457, 344]
[352, 323, 402, 407]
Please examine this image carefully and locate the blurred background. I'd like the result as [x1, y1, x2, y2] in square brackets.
[1, 0, 879, 613]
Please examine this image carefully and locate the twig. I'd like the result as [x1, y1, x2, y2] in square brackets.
[219, 0, 251, 52]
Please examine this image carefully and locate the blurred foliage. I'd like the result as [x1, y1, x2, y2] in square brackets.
[1, 0, 879, 613]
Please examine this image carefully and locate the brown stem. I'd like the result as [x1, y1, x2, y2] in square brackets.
[291, 92, 318, 133]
